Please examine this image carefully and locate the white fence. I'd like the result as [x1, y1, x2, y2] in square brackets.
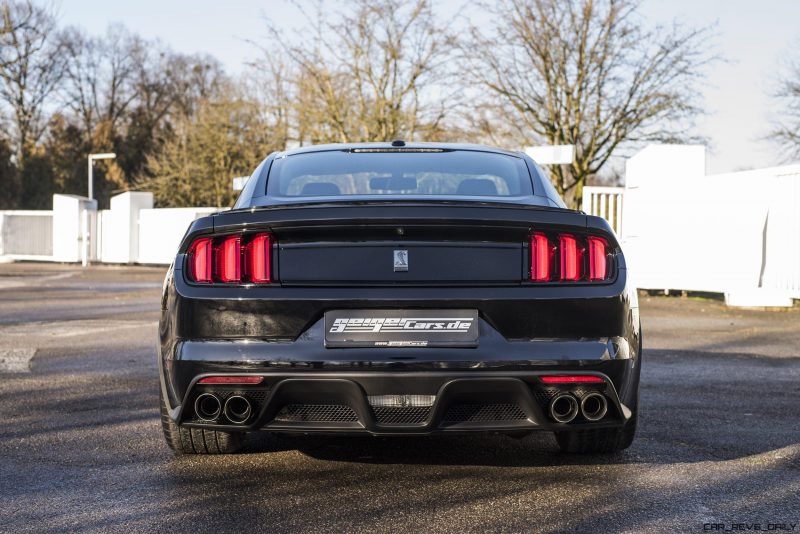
[582, 187, 623, 235]
[0, 211, 53, 260]
[1, 193, 219, 266]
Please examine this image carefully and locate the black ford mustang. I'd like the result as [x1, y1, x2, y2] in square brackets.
[158, 142, 641, 455]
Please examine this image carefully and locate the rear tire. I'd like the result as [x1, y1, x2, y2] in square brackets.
[554, 412, 637, 454]
[160, 390, 245, 454]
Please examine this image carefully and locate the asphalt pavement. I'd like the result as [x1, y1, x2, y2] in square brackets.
[0, 263, 798, 533]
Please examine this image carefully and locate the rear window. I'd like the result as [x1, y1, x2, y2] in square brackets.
[266, 150, 533, 199]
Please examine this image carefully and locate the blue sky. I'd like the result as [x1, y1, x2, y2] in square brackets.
[56, 0, 800, 174]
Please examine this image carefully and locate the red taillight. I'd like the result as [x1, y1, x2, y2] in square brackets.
[540, 375, 605, 384]
[189, 237, 213, 283]
[529, 232, 611, 283]
[197, 376, 264, 385]
[559, 234, 582, 281]
[245, 233, 272, 284]
[587, 236, 608, 281]
[215, 236, 242, 283]
[187, 232, 274, 284]
[530, 232, 553, 282]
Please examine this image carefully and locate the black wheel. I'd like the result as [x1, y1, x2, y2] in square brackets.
[160, 390, 245, 454]
[554, 411, 637, 454]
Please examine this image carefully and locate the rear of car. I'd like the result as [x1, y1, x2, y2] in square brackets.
[158, 143, 641, 455]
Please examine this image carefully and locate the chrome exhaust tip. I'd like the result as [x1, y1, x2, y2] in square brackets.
[549, 393, 579, 423]
[224, 395, 252, 424]
[580, 392, 608, 421]
[194, 393, 222, 422]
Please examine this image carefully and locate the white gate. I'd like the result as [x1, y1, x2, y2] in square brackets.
[0, 211, 54, 260]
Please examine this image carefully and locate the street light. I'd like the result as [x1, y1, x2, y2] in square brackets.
[83, 153, 115, 268]
[87, 152, 116, 200]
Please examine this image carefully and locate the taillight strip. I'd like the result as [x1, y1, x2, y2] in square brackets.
[559, 234, 581, 281]
[189, 237, 213, 283]
[530, 232, 552, 282]
[246, 233, 272, 284]
[216, 236, 242, 283]
[587, 236, 608, 281]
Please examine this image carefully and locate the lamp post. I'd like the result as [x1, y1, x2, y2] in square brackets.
[83, 153, 115, 267]
[87, 152, 116, 200]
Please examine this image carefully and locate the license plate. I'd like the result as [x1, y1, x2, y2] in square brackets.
[324, 309, 479, 348]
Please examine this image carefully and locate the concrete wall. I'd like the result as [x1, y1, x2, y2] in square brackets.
[52, 195, 97, 263]
[136, 207, 220, 264]
[99, 192, 154, 263]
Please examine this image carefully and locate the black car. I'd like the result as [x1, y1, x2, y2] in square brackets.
[158, 142, 641, 455]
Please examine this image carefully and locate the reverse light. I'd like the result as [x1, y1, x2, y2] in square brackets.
[197, 376, 264, 385]
[187, 232, 274, 284]
[540, 375, 605, 384]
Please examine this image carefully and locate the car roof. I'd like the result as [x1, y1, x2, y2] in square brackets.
[279, 142, 524, 159]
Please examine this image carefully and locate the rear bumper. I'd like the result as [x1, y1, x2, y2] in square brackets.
[164, 371, 634, 436]
[160, 324, 641, 435]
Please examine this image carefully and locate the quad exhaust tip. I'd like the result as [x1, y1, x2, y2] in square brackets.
[580, 392, 608, 421]
[194, 393, 222, 422]
[224, 395, 253, 424]
[549, 393, 579, 423]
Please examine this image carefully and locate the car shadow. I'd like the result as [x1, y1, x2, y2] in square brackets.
[241, 431, 634, 467]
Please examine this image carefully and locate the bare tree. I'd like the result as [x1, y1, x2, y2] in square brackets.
[0, 0, 66, 167]
[241, 58, 292, 149]
[260, 0, 456, 144]
[463, 0, 713, 207]
[60, 24, 138, 139]
[770, 59, 800, 161]
[0, 0, 33, 69]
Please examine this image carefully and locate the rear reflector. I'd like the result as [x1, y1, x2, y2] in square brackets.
[540, 375, 605, 384]
[187, 232, 273, 284]
[197, 376, 264, 385]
